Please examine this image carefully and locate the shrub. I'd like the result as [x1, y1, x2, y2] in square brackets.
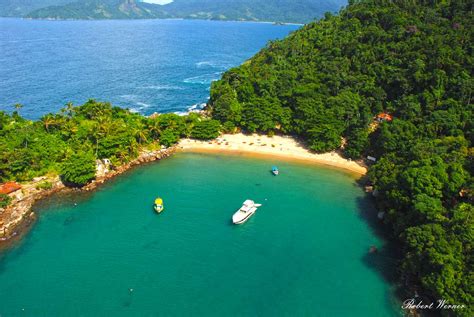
[61, 152, 96, 187]
[0, 193, 12, 208]
[36, 181, 53, 190]
[190, 120, 221, 140]
[159, 129, 179, 147]
[222, 121, 236, 133]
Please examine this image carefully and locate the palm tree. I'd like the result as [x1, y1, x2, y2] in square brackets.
[64, 102, 75, 117]
[147, 119, 162, 141]
[94, 115, 112, 158]
[134, 127, 148, 145]
[41, 114, 56, 132]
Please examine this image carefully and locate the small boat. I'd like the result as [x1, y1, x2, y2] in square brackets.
[232, 200, 262, 224]
[154, 197, 164, 213]
[271, 166, 279, 176]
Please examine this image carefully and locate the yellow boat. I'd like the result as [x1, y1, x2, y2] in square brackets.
[154, 197, 164, 213]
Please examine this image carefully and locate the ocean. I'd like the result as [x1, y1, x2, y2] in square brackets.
[0, 18, 402, 316]
[0, 18, 298, 119]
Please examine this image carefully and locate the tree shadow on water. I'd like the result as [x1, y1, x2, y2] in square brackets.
[355, 194, 407, 310]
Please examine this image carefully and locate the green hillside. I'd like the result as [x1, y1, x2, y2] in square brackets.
[210, 0, 473, 314]
[23, 0, 346, 23]
[0, 0, 73, 17]
[24, 0, 169, 20]
[157, 0, 347, 23]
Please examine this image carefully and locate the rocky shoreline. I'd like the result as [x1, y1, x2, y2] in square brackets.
[0, 145, 176, 247]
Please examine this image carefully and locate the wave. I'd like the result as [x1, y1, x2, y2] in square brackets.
[183, 72, 222, 85]
[174, 102, 207, 116]
[195, 61, 232, 70]
[2, 37, 60, 44]
[136, 102, 151, 108]
[121, 95, 152, 113]
[137, 85, 184, 91]
[120, 94, 139, 101]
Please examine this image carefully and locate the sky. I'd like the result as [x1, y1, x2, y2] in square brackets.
[141, 0, 174, 5]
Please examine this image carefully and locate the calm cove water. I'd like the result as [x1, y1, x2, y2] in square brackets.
[0, 18, 298, 119]
[0, 153, 401, 316]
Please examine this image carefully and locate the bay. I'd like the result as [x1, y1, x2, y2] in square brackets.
[0, 153, 401, 316]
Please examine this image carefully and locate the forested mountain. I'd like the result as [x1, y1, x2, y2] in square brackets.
[25, 0, 168, 20]
[0, 0, 73, 17]
[210, 0, 473, 314]
[22, 0, 346, 23]
[154, 0, 347, 23]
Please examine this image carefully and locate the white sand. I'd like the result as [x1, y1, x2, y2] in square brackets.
[178, 134, 367, 175]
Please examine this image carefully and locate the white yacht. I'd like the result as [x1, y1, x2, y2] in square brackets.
[232, 200, 262, 224]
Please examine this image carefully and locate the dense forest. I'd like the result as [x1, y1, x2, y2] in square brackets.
[0, 0, 72, 17]
[0, 101, 220, 186]
[210, 0, 473, 315]
[152, 0, 346, 23]
[1, 0, 472, 314]
[21, 0, 346, 23]
[24, 0, 168, 20]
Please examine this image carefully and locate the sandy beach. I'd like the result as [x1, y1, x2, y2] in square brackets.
[179, 133, 367, 175]
[1, 134, 366, 244]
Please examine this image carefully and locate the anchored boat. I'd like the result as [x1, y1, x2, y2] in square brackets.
[232, 200, 262, 224]
[272, 166, 279, 176]
[154, 197, 164, 213]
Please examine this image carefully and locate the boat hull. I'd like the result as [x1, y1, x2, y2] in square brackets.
[154, 205, 164, 213]
[232, 210, 255, 224]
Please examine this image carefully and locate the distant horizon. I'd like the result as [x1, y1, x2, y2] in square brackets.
[141, 0, 174, 5]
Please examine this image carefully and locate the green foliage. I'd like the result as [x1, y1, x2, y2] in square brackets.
[344, 127, 369, 158]
[190, 119, 221, 140]
[222, 121, 237, 134]
[210, 0, 473, 313]
[35, 181, 53, 190]
[0, 100, 204, 186]
[61, 151, 96, 187]
[0, 193, 12, 208]
[22, 0, 345, 23]
[159, 129, 180, 148]
[307, 124, 342, 153]
[0, 0, 72, 17]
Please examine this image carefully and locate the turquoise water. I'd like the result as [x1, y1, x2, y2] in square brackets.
[0, 153, 401, 316]
[0, 18, 298, 119]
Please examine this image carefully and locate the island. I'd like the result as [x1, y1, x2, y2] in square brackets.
[0, 0, 472, 316]
[2, 0, 347, 24]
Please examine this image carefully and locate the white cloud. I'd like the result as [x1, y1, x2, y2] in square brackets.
[141, 0, 174, 5]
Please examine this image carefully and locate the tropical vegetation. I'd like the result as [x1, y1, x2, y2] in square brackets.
[0, 100, 218, 186]
[1, 0, 472, 314]
[209, 0, 473, 315]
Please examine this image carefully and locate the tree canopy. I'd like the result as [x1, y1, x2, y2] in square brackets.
[0, 100, 208, 187]
[21, 0, 346, 23]
[210, 0, 473, 314]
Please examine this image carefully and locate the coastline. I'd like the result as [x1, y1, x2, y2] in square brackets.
[0, 146, 176, 246]
[17, 17, 305, 26]
[178, 134, 367, 176]
[0, 134, 366, 246]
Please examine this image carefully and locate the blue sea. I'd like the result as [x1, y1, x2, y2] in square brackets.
[0, 18, 299, 119]
[0, 18, 403, 316]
